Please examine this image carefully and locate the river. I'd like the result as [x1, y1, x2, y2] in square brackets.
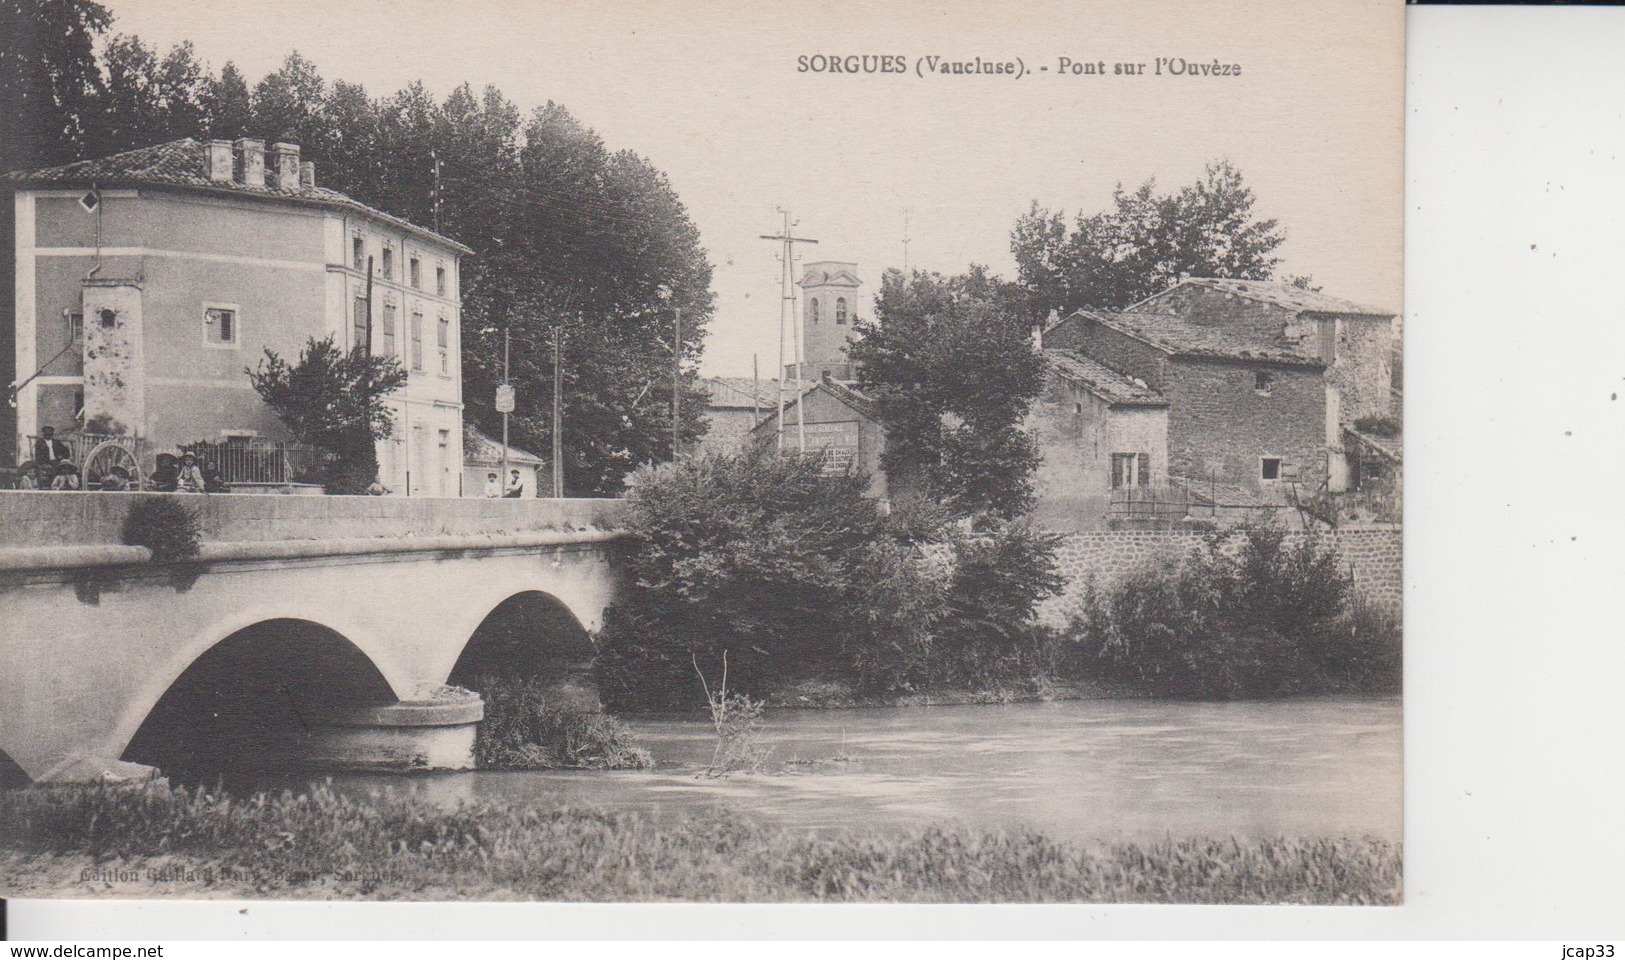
[282, 697, 1401, 843]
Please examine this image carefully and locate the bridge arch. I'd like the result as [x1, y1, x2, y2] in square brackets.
[0, 747, 29, 788]
[115, 615, 400, 783]
[447, 590, 597, 694]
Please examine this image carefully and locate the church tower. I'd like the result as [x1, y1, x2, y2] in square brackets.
[797, 261, 863, 381]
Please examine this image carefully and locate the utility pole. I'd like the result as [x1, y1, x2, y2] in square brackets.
[752, 353, 761, 424]
[431, 150, 443, 235]
[759, 209, 817, 452]
[672, 304, 682, 460]
[501, 325, 510, 489]
[552, 326, 563, 498]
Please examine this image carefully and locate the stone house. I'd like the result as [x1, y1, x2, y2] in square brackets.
[1129, 278, 1398, 491]
[1042, 306, 1329, 503]
[696, 376, 773, 455]
[5, 137, 471, 496]
[1029, 348, 1169, 530]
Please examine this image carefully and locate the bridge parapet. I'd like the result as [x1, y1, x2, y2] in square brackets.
[0, 491, 626, 549]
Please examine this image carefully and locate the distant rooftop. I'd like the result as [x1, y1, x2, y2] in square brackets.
[1155, 278, 1393, 317]
[1045, 349, 1167, 407]
[7, 138, 471, 254]
[701, 376, 775, 410]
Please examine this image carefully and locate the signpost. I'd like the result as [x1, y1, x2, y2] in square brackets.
[499, 328, 514, 487]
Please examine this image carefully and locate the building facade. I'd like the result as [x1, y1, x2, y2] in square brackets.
[750, 379, 887, 499]
[696, 376, 773, 455]
[6, 138, 470, 495]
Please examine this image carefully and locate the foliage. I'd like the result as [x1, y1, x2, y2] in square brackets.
[473, 676, 652, 770]
[120, 497, 200, 563]
[4, 23, 715, 495]
[246, 335, 407, 494]
[595, 447, 900, 709]
[596, 450, 1066, 707]
[850, 267, 1047, 519]
[1011, 160, 1291, 315]
[1066, 522, 1398, 698]
[0, 782, 1402, 904]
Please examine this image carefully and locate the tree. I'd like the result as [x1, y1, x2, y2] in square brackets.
[849, 266, 1046, 519]
[202, 61, 252, 141]
[1011, 160, 1291, 316]
[247, 335, 408, 494]
[0, 0, 111, 173]
[250, 51, 328, 151]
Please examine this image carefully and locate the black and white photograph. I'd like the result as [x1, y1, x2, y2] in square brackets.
[0, 0, 1406, 908]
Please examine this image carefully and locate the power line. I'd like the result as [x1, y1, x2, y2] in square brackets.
[759, 209, 817, 453]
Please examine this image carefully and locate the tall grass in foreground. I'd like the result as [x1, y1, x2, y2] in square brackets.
[0, 783, 1400, 904]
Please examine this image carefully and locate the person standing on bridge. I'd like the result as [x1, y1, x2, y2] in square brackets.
[504, 469, 525, 498]
[34, 426, 71, 486]
[484, 472, 501, 498]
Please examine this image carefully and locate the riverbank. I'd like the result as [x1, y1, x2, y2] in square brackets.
[0, 782, 1400, 903]
[759, 676, 1143, 710]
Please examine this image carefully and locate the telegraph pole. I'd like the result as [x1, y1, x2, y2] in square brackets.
[552, 326, 563, 498]
[501, 325, 510, 488]
[759, 210, 817, 452]
[672, 304, 682, 459]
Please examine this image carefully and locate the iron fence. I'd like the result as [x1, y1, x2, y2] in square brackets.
[179, 439, 318, 485]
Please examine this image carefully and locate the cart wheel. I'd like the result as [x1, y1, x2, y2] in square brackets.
[83, 440, 144, 490]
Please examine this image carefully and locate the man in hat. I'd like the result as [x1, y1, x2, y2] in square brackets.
[33, 426, 71, 486]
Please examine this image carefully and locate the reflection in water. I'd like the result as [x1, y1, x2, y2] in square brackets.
[244, 697, 1401, 843]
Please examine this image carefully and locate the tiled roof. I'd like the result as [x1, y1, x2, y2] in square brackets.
[1045, 349, 1166, 407]
[1345, 427, 1403, 464]
[702, 376, 775, 410]
[1170, 278, 1393, 317]
[464, 425, 545, 466]
[1102, 311, 1326, 368]
[7, 139, 472, 254]
[750, 379, 875, 434]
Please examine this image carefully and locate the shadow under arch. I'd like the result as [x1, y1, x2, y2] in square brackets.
[121, 618, 395, 785]
[448, 591, 599, 707]
[0, 747, 30, 789]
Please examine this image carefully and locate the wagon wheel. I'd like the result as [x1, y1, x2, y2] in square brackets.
[83, 439, 143, 490]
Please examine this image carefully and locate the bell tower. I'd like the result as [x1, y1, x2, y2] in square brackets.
[797, 261, 862, 381]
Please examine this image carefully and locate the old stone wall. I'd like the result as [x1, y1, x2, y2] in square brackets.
[1035, 526, 1403, 626]
[1166, 359, 1326, 493]
[1045, 316, 1170, 391]
[1137, 285, 1299, 345]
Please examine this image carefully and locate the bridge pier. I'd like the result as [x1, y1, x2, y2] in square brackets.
[301, 690, 486, 773]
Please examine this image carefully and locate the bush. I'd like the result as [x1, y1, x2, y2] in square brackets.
[474, 676, 652, 770]
[120, 497, 201, 563]
[1067, 521, 1391, 698]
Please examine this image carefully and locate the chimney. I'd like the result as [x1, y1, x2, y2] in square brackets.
[300, 160, 316, 188]
[271, 142, 300, 191]
[234, 138, 265, 188]
[205, 140, 234, 182]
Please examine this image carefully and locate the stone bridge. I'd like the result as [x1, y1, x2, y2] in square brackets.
[0, 492, 627, 784]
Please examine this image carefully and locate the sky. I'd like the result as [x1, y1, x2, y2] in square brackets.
[103, 0, 1404, 376]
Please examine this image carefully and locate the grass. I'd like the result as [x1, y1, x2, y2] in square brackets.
[0, 782, 1400, 903]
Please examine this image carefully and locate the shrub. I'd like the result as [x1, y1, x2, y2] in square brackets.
[474, 676, 652, 770]
[1067, 521, 1388, 698]
[120, 497, 201, 563]
[931, 519, 1064, 687]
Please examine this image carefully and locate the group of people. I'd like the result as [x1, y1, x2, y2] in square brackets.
[484, 468, 527, 498]
[14, 426, 229, 493]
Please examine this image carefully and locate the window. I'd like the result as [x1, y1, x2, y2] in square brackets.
[1261, 457, 1282, 482]
[437, 316, 450, 375]
[203, 306, 238, 347]
[436, 265, 447, 296]
[381, 245, 394, 280]
[352, 235, 364, 270]
[1075, 402, 1084, 415]
[79, 191, 100, 213]
[382, 302, 397, 357]
[836, 298, 848, 324]
[99, 308, 117, 330]
[67, 311, 83, 342]
[410, 311, 424, 371]
[1254, 370, 1273, 396]
[809, 298, 820, 324]
[353, 296, 369, 352]
[409, 256, 421, 289]
[1111, 452, 1149, 489]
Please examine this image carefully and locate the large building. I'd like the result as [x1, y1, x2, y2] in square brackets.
[1036, 279, 1397, 526]
[6, 137, 471, 496]
[797, 260, 863, 381]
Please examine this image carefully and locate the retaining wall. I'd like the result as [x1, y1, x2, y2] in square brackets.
[1036, 526, 1403, 626]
